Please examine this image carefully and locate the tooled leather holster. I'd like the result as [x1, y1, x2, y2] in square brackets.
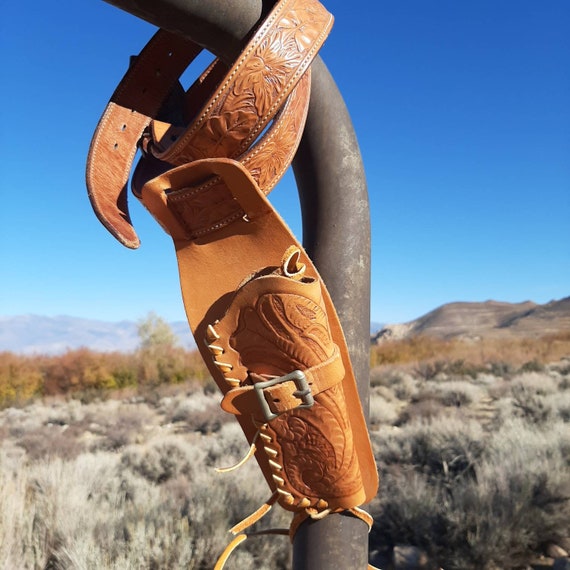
[86, 0, 379, 565]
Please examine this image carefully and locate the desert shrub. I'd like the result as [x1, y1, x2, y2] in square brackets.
[443, 419, 570, 570]
[91, 404, 158, 451]
[445, 359, 486, 379]
[397, 379, 482, 424]
[547, 391, 570, 422]
[369, 394, 400, 426]
[163, 391, 230, 435]
[370, 384, 398, 402]
[512, 390, 555, 424]
[0, 427, 290, 570]
[553, 357, 570, 377]
[16, 425, 86, 461]
[0, 351, 44, 407]
[519, 359, 545, 373]
[414, 359, 485, 382]
[397, 398, 447, 425]
[430, 380, 482, 408]
[391, 374, 419, 401]
[487, 359, 515, 378]
[369, 366, 393, 388]
[370, 415, 570, 570]
[510, 371, 559, 396]
[414, 360, 447, 381]
[202, 422, 254, 469]
[374, 416, 485, 482]
[507, 372, 559, 425]
[120, 436, 206, 484]
[369, 470, 448, 559]
[559, 376, 570, 391]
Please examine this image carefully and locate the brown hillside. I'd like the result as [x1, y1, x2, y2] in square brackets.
[374, 297, 569, 342]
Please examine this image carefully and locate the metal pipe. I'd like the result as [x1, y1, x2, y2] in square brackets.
[291, 55, 371, 568]
[101, 1, 372, 567]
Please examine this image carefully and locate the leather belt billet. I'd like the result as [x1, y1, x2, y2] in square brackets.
[87, 0, 325, 248]
[86, 0, 379, 553]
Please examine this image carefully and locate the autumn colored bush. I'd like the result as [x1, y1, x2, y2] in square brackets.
[371, 331, 570, 372]
[0, 351, 44, 407]
[0, 347, 210, 410]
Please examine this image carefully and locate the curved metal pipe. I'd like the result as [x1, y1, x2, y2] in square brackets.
[102, 1, 372, 567]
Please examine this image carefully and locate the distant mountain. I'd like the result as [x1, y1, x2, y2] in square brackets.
[3, 298, 567, 355]
[0, 315, 196, 355]
[372, 297, 570, 343]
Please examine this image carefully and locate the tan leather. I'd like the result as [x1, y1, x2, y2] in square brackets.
[139, 157, 378, 514]
[86, 0, 378, 533]
[86, 0, 321, 248]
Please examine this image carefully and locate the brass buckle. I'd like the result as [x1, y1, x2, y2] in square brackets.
[254, 370, 314, 422]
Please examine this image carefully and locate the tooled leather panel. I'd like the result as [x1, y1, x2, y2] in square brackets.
[272, 387, 363, 501]
[167, 178, 243, 239]
[230, 290, 333, 377]
[227, 286, 364, 506]
[163, 73, 310, 238]
[240, 68, 310, 194]
[158, 0, 332, 166]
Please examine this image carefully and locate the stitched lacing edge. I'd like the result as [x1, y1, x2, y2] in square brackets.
[204, 316, 376, 569]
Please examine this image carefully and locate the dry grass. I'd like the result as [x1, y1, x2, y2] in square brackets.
[0, 381, 291, 570]
[1, 336, 569, 569]
[368, 341, 570, 570]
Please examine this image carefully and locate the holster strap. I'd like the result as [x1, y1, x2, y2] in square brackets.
[86, 0, 332, 248]
[220, 348, 344, 419]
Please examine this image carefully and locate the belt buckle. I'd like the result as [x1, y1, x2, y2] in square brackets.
[254, 370, 314, 422]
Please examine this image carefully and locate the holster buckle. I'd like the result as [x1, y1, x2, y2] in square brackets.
[254, 370, 314, 422]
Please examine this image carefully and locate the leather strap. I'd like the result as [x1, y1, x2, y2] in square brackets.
[86, 0, 332, 248]
[220, 348, 344, 418]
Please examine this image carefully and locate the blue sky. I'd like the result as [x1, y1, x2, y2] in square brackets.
[1, 0, 568, 326]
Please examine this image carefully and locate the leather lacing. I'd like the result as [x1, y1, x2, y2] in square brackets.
[210, 473, 378, 570]
[202, 247, 379, 568]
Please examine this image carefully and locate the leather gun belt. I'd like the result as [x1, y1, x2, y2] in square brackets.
[86, 0, 378, 561]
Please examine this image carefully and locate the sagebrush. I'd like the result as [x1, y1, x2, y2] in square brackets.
[1, 337, 569, 569]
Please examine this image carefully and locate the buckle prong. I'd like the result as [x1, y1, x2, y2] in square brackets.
[254, 370, 314, 422]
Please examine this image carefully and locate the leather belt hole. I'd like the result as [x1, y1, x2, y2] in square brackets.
[121, 124, 127, 132]
[113, 143, 119, 150]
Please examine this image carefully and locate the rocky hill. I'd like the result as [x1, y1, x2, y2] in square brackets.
[373, 297, 570, 343]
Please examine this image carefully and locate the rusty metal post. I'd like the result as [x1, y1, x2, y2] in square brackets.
[99, 1, 372, 567]
[290, 54, 371, 569]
